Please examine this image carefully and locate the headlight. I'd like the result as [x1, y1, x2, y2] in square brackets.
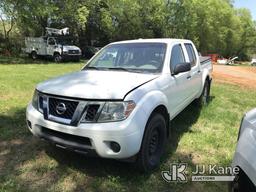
[32, 90, 39, 110]
[80, 101, 136, 123]
[97, 101, 136, 122]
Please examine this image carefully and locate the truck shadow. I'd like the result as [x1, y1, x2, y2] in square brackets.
[166, 102, 204, 159]
[0, 56, 86, 64]
[0, 56, 51, 64]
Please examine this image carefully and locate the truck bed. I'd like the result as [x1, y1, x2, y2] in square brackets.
[200, 56, 211, 65]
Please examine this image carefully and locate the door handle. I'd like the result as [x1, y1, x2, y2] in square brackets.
[187, 75, 191, 80]
[197, 70, 201, 74]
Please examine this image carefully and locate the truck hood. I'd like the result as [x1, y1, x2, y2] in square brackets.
[62, 45, 80, 50]
[37, 70, 158, 100]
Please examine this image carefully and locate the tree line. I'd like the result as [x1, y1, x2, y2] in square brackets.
[0, 0, 256, 60]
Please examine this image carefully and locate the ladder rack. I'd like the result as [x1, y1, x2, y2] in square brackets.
[45, 27, 69, 36]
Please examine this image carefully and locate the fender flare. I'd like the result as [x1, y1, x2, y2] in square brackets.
[53, 51, 61, 56]
[138, 90, 169, 119]
[31, 49, 37, 53]
[197, 71, 212, 98]
[133, 90, 169, 140]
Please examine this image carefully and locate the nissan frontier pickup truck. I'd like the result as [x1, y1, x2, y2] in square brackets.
[26, 39, 212, 171]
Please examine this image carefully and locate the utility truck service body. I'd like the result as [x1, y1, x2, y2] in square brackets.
[24, 27, 81, 62]
[26, 39, 212, 171]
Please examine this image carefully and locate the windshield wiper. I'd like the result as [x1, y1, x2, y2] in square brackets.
[84, 67, 127, 71]
[109, 67, 149, 73]
[106, 67, 129, 71]
[84, 66, 144, 73]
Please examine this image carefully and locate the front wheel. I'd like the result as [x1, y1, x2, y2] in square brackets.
[229, 169, 256, 192]
[31, 51, 37, 60]
[54, 53, 62, 63]
[136, 113, 167, 172]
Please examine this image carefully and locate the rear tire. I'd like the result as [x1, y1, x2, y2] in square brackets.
[136, 113, 167, 172]
[195, 79, 211, 106]
[54, 53, 62, 63]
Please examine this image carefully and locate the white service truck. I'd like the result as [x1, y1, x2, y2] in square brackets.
[251, 58, 256, 66]
[24, 28, 81, 62]
[26, 39, 212, 171]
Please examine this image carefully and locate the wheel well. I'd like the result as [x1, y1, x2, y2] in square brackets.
[206, 75, 212, 88]
[151, 105, 170, 137]
[54, 52, 60, 56]
[205, 76, 210, 84]
[234, 166, 256, 190]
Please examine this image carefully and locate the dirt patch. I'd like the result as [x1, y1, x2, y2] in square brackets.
[213, 65, 256, 89]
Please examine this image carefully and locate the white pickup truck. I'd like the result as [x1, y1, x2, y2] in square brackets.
[230, 108, 256, 191]
[26, 39, 212, 171]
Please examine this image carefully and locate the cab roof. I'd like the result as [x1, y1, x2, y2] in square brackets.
[110, 38, 192, 45]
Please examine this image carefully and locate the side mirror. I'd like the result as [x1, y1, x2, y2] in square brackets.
[172, 62, 191, 75]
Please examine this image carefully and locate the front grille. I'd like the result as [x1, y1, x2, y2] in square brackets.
[39, 95, 43, 111]
[68, 50, 79, 54]
[38, 93, 105, 125]
[84, 104, 100, 121]
[48, 98, 78, 119]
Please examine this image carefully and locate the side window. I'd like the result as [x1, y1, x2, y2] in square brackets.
[48, 38, 56, 45]
[185, 44, 197, 67]
[170, 44, 185, 73]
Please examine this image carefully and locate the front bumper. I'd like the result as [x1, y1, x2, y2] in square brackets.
[26, 103, 147, 159]
[61, 54, 81, 61]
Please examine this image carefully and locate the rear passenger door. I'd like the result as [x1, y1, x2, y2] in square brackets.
[184, 43, 201, 98]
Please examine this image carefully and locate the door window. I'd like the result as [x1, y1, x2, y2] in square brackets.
[48, 38, 56, 45]
[170, 44, 185, 73]
[185, 44, 197, 67]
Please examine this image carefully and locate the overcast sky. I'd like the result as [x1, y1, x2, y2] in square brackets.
[234, 0, 256, 20]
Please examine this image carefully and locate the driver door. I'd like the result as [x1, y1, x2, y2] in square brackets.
[47, 37, 56, 55]
[167, 44, 192, 117]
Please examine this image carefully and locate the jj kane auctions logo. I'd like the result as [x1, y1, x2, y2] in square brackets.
[162, 163, 239, 182]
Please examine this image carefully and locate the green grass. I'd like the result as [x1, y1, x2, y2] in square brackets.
[0, 61, 256, 192]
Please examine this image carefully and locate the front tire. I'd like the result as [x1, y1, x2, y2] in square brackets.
[229, 169, 256, 192]
[54, 53, 62, 63]
[136, 113, 167, 172]
[31, 51, 37, 60]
